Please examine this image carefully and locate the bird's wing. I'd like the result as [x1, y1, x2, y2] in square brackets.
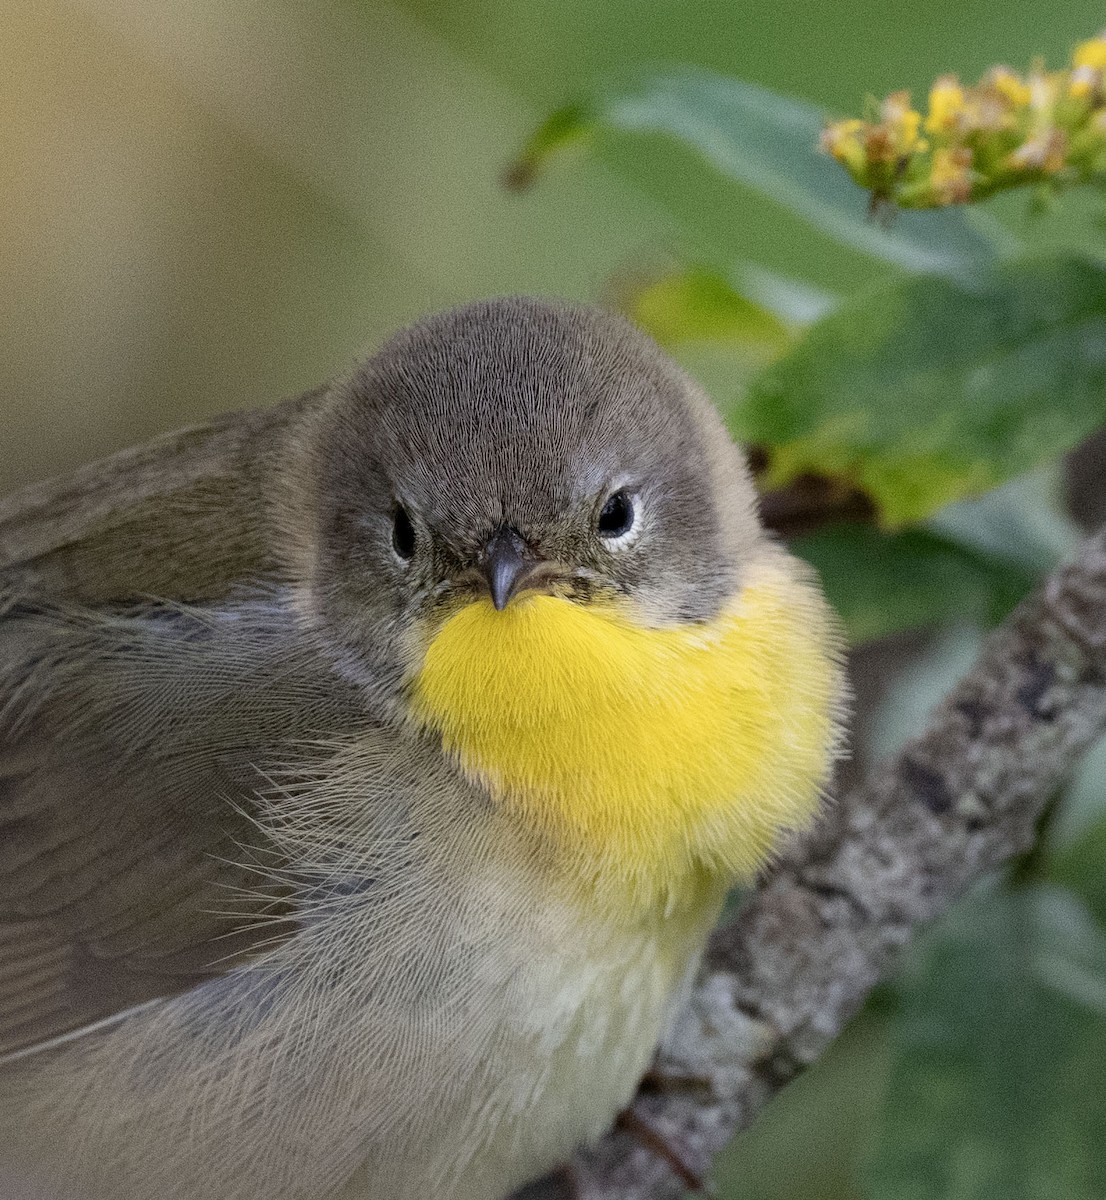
[0, 388, 321, 604]
[0, 389, 363, 1058]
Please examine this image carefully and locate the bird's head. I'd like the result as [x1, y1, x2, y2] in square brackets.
[296, 296, 762, 690]
[287, 296, 841, 895]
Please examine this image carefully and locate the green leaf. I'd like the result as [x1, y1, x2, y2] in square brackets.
[738, 262, 839, 325]
[510, 71, 1006, 275]
[1048, 736, 1106, 853]
[865, 885, 1106, 1200]
[1031, 885, 1106, 1018]
[743, 254, 1106, 526]
[505, 101, 596, 189]
[620, 267, 791, 356]
[792, 523, 1034, 644]
[1051, 808, 1106, 933]
[926, 467, 1083, 580]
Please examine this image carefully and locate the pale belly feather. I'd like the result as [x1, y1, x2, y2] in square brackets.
[2, 819, 724, 1200]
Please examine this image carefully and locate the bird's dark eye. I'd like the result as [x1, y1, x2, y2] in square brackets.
[392, 505, 416, 560]
[597, 490, 635, 539]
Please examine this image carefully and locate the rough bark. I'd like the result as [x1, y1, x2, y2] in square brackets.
[525, 525, 1106, 1199]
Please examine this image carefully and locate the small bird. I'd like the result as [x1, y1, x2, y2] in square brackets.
[0, 297, 842, 1200]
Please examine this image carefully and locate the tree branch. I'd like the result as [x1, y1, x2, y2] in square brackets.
[524, 524, 1106, 1199]
[755, 469, 875, 539]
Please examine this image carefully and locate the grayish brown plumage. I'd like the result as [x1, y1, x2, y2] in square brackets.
[0, 298, 787, 1200]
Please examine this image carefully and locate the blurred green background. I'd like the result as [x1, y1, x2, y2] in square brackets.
[3, 0, 1102, 496]
[4, 3, 1106, 1198]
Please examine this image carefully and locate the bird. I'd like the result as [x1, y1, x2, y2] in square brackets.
[0, 296, 843, 1200]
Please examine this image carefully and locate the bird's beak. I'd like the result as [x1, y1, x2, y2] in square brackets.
[481, 526, 538, 611]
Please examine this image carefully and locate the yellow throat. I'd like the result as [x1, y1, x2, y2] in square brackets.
[412, 555, 841, 897]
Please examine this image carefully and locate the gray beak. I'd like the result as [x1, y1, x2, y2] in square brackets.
[481, 526, 533, 611]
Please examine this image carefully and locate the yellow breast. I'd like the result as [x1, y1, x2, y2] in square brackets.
[412, 554, 842, 902]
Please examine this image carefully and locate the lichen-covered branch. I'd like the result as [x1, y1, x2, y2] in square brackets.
[526, 524, 1106, 1200]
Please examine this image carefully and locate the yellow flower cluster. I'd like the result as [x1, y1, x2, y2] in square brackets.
[822, 35, 1106, 208]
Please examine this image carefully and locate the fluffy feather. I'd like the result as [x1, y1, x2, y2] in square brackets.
[414, 552, 842, 903]
[0, 297, 845, 1200]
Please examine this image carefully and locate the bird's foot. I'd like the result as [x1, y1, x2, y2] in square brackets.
[638, 1067, 715, 1096]
[615, 1106, 711, 1194]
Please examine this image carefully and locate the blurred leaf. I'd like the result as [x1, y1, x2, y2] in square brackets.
[510, 70, 1007, 274]
[927, 467, 1083, 579]
[505, 101, 596, 189]
[1047, 734, 1106, 871]
[714, 1010, 888, 1200]
[864, 625, 985, 765]
[793, 523, 1034, 643]
[1051, 810, 1106, 931]
[620, 267, 791, 356]
[866, 885, 1106, 1200]
[1030, 885, 1106, 1017]
[739, 262, 840, 325]
[743, 254, 1106, 526]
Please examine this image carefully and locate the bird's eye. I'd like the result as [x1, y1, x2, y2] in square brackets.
[597, 490, 636, 540]
[392, 505, 416, 560]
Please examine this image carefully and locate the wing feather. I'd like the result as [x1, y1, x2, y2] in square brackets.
[0, 388, 320, 603]
[0, 390, 367, 1058]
